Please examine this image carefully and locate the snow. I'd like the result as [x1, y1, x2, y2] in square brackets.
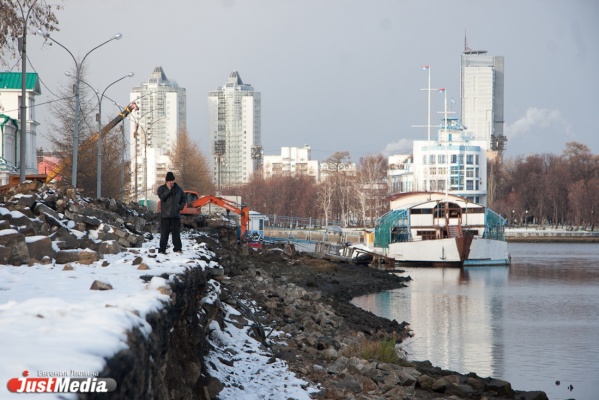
[0, 232, 315, 399]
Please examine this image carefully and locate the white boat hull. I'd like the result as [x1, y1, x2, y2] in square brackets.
[464, 238, 510, 266]
[385, 237, 509, 267]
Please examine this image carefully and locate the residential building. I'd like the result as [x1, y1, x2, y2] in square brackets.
[129, 67, 186, 206]
[387, 154, 413, 193]
[263, 146, 319, 181]
[208, 71, 261, 188]
[460, 44, 506, 153]
[0, 72, 41, 184]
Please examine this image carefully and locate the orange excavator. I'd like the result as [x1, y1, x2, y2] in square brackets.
[163, 192, 250, 239]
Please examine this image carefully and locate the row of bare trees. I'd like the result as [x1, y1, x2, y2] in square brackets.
[226, 152, 389, 227]
[490, 142, 598, 229]
[231, 142, 598, 231]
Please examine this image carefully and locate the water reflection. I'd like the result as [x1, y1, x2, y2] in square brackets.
[351, 243, 599, 399]
[354, 267, 509, 377]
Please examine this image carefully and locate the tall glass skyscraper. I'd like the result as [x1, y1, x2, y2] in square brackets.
[129, 66, 186, 204]
[460, 46, 506, 153]
[208, 71, 261, 188]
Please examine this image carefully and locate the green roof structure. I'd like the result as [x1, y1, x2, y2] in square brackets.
[0, 72, 41, 94]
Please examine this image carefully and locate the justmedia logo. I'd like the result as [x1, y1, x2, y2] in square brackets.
[7, 370, 117, 393]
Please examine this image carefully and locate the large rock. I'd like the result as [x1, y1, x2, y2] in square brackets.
[54, 249, 99, 265]
[485, 377, 514, 397]
[99, 240, 123, 255]
[25, 236, 53, 262]
[0, 229, 30, 265]
[50, 226, 81, 250]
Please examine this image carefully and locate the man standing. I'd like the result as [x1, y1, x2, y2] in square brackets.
[157, 171, 186, 254]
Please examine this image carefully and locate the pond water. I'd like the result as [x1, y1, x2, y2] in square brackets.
[352, 243, 599, 400]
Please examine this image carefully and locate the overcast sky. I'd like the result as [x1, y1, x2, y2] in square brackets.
[10, 0, 599, 162]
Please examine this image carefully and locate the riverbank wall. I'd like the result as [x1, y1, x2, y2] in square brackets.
[505, 229, 599, 243]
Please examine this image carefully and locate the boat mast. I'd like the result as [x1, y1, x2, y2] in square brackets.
[420, 66, 436, 192]
[439, 87, 449, 198]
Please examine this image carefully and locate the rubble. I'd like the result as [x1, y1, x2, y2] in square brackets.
[0, 181, 156, 267]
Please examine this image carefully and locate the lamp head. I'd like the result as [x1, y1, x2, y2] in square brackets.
[127, 72, 134, 78]
[37, 29, 48, 38]
[114, 33, 123, 40]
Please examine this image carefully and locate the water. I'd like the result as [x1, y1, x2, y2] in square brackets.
[351, 243, 599, 400]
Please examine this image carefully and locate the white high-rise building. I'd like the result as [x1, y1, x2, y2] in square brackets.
[129, 67, 186, 205]
[460, 44, 506, 153]
[412, 116, 488, 205]
[208, 71, 261, 188]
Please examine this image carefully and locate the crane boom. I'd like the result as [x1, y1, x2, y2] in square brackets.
[45, 102, 139, 182]
[0, 101, 139, 193]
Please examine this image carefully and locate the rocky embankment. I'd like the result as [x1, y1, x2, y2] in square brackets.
[210, 238, 549, 400]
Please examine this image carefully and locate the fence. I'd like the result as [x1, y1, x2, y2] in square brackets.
[265, 215, 342, 230]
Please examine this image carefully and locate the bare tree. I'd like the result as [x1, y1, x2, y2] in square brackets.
[355, 154, 388, 226]
[45, 65, 99, 193]
[99, 125, 131, 199]
[169, 128, 214, 195]
[325, 151, 351, 172]
[317, 179, 334, 227]
[322, 151, 354, 224]
[0, 0, 61, 65]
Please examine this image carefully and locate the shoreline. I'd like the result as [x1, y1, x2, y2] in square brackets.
[218, 240, 549, 399]
[506, 236, 599, 243]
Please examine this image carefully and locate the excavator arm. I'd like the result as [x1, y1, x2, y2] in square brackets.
[45, 102, 139, 182]
[190, 195, 250, 238]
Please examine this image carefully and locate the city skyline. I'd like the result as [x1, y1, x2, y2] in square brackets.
[7, 0, 598, 164]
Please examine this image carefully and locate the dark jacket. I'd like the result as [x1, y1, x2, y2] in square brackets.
[157, 183, 186, 218]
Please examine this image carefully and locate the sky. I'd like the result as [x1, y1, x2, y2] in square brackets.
[5, 0, 599, 162]
[0, 230, 315, 399]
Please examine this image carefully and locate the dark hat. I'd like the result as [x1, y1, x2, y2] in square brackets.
[165, 171, 175, 181]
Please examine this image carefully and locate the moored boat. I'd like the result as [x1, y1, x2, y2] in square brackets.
[373, 192, 509, 267]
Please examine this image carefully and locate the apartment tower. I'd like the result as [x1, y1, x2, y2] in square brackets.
[129, 67, 186, 205]
[208, 71, 261, 188]
[460, 41, 506, 153]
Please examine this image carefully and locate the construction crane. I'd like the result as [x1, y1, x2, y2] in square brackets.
[0, 101, 138, 194]
[44, 101, 139, 182]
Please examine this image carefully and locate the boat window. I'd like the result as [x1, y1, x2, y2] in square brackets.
[410, 208, 433, 214]
[391, 227, 409, 242]
[417, 230, 436, 240]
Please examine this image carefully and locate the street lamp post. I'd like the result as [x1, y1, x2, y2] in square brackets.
[17, 1, 40, 183]
[37, 30, 122, 188]
[76, 73, 134, 198]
